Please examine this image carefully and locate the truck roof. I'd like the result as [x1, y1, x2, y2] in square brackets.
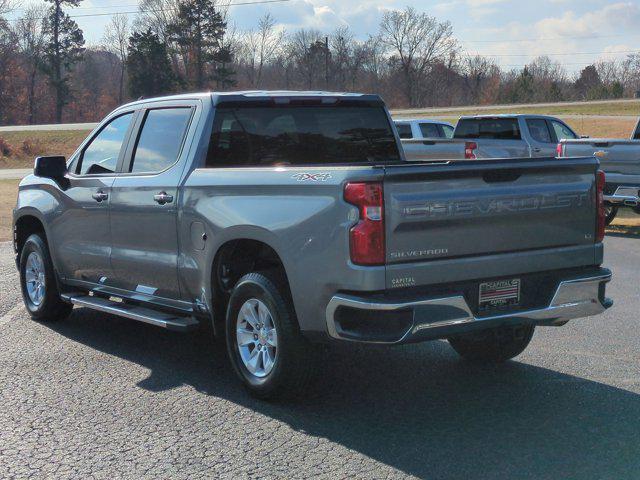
[394, 118, 454, 127]
[119, 91, 384, 109]
[458, 113, 562, 121]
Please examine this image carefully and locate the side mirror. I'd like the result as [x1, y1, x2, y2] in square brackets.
[34, 156, 68, 181]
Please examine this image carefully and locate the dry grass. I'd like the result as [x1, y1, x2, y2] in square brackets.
[393, 99, 640, 117]
[0, 130, 89, 169]
[0, 179, 19, 242]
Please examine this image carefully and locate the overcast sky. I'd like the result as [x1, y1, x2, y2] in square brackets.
[10, 0, 640, 74]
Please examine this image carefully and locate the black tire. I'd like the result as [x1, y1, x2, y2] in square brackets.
[605, 205, 618, 226]
[448, 324, 535, 363]
[19, 233, 73, 322]
[225, 271, 315, 400]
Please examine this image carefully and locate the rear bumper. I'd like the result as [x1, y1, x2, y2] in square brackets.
[325, 268, 612, 344]
[604, 184, 640, 207]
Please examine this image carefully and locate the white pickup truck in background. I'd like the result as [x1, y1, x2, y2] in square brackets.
[559, 118, 640, 224]
[397, 114, 579, 161]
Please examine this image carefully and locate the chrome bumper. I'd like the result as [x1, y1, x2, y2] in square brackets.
[604, 186, 640, 207]
[325, 271, 612, 344]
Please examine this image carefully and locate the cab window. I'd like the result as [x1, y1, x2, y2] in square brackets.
[440, 124, 454, 138]
[76, 113, 133, 175]
[526, 119, 553, 143]
[550, 120, 577, 141]
[419, 123, 440, 138]
[129, 108, 192, 174]
[396, 123, 413, 139]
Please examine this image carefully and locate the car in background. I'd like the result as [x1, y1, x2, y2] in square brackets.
[559, 117, 640, 224]
[398, 114, 579, 161]
[393, 118, 455, 139]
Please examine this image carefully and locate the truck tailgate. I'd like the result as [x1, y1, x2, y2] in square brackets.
[563, 139, 640, 176]
[383, 157, 599, 289]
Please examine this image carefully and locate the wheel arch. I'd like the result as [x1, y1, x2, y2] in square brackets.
[208, 233, 295, 334]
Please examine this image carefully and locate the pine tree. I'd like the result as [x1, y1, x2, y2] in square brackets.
[126, 28, 175, 98]
[166, 0, 234, 89]
[41, 0, 85, 123]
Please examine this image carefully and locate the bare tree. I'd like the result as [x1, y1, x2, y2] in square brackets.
[462, 55, 495, 105]
[135, 0, 179, 41]
[14, 5, 47, 123]
[103, 14, 129, 103]
[240, 13, 283, 88]
[379, 7, 457, 107]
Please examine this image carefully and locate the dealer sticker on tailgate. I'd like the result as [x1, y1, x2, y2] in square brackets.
[479, 279, 521, 308]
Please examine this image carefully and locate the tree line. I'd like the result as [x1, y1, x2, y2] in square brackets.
[1, 1, 640, 125]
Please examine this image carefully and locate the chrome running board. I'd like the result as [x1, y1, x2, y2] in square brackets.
[61, 294, 200, 332]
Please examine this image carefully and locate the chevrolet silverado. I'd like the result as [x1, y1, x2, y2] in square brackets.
[13, 91, 612, 399]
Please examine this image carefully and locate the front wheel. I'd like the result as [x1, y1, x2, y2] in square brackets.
[225, 271, 316, 400]
[604, 205, 618, 226]
[448, 324, 535, 363]
[19, 233, 72, 322]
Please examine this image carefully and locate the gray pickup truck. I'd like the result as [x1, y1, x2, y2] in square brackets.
[13, 91, 612, 399]
[559, 118, 640, 224]
[402, 114, 579, 160]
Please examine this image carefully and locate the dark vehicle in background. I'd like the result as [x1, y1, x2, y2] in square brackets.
[559, 118, 640, 224]
[13, 91, 611, 399]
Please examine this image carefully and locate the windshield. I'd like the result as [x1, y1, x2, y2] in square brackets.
[206, 105, 401, 166]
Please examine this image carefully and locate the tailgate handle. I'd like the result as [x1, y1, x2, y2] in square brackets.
[482, 170, 521, 183]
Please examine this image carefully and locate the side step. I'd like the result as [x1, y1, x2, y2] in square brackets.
[61, 294, 200, 332]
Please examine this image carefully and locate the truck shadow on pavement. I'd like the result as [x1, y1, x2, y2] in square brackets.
[49, 308, 640, 479]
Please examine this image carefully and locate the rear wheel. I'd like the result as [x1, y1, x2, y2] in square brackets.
[448, 324, 535, 363]
[225, 271, 315, 400]
[19, 233, 72, 322]
[604, 205, 618, 225]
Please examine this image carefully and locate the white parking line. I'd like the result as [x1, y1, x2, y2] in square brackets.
[0, 303, 24, 327]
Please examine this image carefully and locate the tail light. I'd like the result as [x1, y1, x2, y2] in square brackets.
[344, 182, 385, 265]
[596, 170, 606, 242]
[556, 143, 563, 157]
[465, 141, 477, 159]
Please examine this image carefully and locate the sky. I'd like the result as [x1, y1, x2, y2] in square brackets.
[8, 0, 640, 75]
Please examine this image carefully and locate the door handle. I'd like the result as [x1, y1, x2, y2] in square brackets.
[92, 191, 108, 202]
[532, 147, 542, 153]
[153, 192, 174, 205]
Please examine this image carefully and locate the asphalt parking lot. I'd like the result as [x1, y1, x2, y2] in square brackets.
[1, 235, 639, 479]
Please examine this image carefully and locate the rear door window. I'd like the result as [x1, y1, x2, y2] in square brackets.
[419, 123, 440, 138]
[129, 108, 192, 174]
[455, 118, 521, 140]
[206, 106, 401, 166]
[77, 112, 134, 175]
[396, 123, 413, 139]
[526, 119, 553, 143]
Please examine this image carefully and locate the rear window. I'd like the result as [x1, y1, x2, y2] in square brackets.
[206, 106, 400, 167]
[455, 118, 521, 140]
